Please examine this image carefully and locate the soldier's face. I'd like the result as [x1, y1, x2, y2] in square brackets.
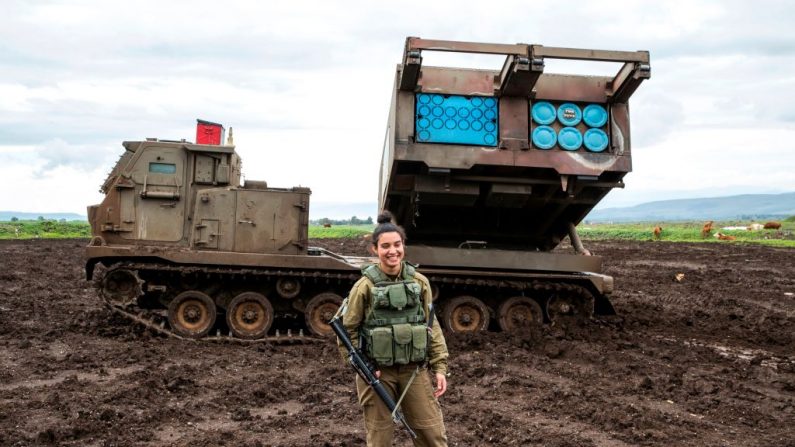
[375, 231, 404, 274]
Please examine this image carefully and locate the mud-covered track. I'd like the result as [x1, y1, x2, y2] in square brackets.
[92, 256, 599, 341]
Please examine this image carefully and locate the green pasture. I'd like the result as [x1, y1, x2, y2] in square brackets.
[578, 219, 795, 247]
[0, 220, 91, 239]
[0, 220, 375, 240]
[308, 224, 374, 239]
[1, 219, 793, 247]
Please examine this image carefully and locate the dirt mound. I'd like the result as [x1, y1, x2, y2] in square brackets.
[0, 238, 793, 446]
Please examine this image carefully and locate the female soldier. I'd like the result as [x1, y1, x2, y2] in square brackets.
[340, 211, 449, 446]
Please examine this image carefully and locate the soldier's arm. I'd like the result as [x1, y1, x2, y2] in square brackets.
[428, 318, 449, 376]
[337, 278, 368, 360]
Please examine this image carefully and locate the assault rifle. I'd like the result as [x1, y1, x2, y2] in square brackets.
[329, 317, 417, 439]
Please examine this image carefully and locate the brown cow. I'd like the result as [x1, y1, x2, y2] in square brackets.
[323, 223, 332, 228]
[701, 220, 714, 238]
[652, 226, 662, 240]
[714, 232, 736, 241]
[763, 221, 782, 230]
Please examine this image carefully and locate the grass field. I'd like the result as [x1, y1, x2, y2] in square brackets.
[307, 224, 374, 239]
[0, 220, 91, 239]
[0, 221, 376, 240]
[579, 219, 795, 247]
[2, 220, 793, 247]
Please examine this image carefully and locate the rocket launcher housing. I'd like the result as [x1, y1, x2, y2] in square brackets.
[380, 38, 650, 252]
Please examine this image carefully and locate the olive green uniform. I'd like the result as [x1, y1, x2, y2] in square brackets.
[341, 263, 449, 447]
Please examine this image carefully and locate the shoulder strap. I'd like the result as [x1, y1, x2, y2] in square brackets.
[362, 264, 388, 284]
[401, 262, 416, 280]
[364, 263, 416, 284]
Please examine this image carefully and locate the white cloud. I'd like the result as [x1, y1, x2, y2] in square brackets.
[32, 138, 117, 172]
[1, 0, 794, 217]
[637, 128, 795, 189]
[0, 154, 106, 213]
[598, 126, 795, 208]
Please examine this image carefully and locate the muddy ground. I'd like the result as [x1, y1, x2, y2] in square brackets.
[0, 238, 793, 446]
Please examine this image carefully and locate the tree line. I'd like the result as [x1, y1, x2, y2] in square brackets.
[311, 216, 373, 226]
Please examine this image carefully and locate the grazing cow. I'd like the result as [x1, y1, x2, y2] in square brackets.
[763, 221, 782, 230]
[323, 223, 332, 228]
[748, 223, 764, 231]
[714, 232, 736, 241]
[652, 226, 662, 240]
[701, 220, 714, 238]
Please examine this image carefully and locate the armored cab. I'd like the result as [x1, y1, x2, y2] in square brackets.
[86, 123, 365, 341]
[88, 138, 309, 254]
[380, 38, 650, 331]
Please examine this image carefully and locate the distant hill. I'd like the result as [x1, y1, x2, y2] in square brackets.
[6, 193, 794, 223]
[587, 192, 795, 222]
[0, 211, 86, 221]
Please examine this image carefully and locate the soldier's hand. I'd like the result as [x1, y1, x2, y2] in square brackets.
[433, 372, 447, 398]
[375, 370, 381, 379]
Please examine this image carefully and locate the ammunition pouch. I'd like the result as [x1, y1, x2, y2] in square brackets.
[372, 281, 421, 310]
[363, 323, 428, 366]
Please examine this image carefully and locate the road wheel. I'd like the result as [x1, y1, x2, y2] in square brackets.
[442, 296, 489, 333]
[276, 278, 301, 299]
[101, 268, 142, 306]
[546, 291, 594, 323]
[168, 291, 216, 338]
[497, 296, 543, 331]
[305, 292, 343, 336]
[226, 292, 273, 339]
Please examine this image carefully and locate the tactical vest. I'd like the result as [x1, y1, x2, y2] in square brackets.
[361, 263, 428, 367]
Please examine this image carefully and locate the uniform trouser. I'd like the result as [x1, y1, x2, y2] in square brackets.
[356, 364, 448, 447]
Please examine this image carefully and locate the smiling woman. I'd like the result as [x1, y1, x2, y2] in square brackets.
[337, 211, 450, 446]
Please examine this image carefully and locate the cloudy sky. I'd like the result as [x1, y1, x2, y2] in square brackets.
[2, 0, 794, 218]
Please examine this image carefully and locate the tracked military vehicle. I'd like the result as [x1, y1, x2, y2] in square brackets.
[86, 122, 369, 341]
[86, 38, 650, 340]
[379, 38, 650, 332]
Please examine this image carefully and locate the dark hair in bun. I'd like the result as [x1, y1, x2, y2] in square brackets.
[376, 212, 393, 224]
[372, 210, 406, 246]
